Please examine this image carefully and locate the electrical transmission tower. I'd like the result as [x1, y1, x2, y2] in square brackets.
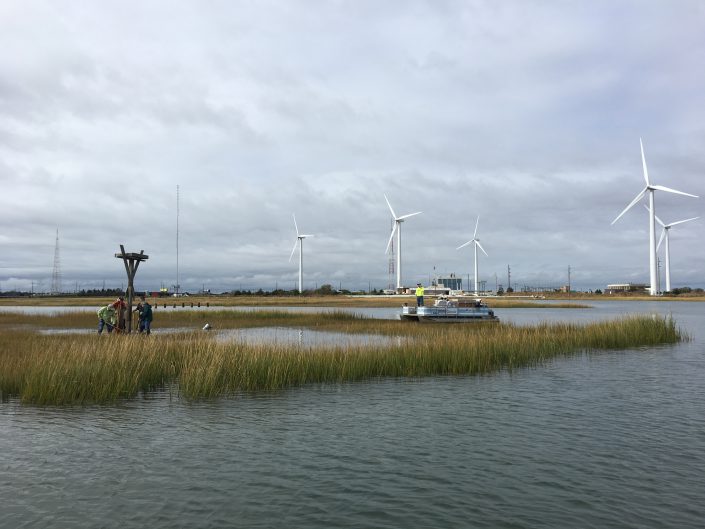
[51, 228, 62, 295]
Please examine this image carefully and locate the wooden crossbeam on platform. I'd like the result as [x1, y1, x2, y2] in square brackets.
[114, 252, 149, 260]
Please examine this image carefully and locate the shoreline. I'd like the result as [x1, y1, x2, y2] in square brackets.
[0, 293, 702, 308]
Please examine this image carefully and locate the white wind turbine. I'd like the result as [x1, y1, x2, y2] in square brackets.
[611, 138, 698, 295]
[457, 216, 488, 296]
[384, 194, 422, 291]
[289, 214, 314, 294]
[650, 207, 700, 293]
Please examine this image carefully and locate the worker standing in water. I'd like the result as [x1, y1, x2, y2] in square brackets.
[415, 283, 425, 307]
[111, 296, 127, 332]
[97, 304, 117, 334]
[135, 295, 153, 335]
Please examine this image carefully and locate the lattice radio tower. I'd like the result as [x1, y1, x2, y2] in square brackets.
[51, 228, 62, 295]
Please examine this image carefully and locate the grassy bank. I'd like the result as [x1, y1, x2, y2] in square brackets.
[4, 293, 705, 308]
[1, 306, 592, 333]
[0, 295, 591, 309]
[0, 314, 684, 405]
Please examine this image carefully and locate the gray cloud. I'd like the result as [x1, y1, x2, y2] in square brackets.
[1, 0, 704, 293]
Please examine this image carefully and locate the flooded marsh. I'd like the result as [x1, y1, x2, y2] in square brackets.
[0, 310, 684, 405]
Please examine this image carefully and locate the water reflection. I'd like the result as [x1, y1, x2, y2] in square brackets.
[38, 327, 186, 336]
[0, 305, 97, 315]
[216, 326, 401, 347]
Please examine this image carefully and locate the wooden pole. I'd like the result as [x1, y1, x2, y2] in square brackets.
[116, 246, 148, 334]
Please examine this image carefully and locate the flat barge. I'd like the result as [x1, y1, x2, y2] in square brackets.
[401, 297, 498, 323]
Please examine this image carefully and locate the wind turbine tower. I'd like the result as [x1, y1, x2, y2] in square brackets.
[51, 228, 62, 295]
[289, 214, 314, 293]
[612, 139, 698, 295]
[387, 217, 395, 291]
[653, 210, 700, 292]
[457, 216, 488, 296]
[384, 195, 422, 291]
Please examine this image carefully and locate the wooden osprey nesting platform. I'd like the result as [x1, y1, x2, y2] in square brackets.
[115, 245, 149, 333]
[116, 252, 149, 260]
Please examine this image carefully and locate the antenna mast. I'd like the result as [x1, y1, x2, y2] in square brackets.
[51, 228, 62, 295]
[175, 185, 180, 296]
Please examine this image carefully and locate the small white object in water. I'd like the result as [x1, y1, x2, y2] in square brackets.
[203, 323, 211, 331]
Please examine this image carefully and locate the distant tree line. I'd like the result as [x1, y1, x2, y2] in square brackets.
[0, 288, 125, 298]
[6, 284, 700, 298]
[665, 287, 704, 296]
[0, 284, 389, 298]
[226, 284, 383, 296]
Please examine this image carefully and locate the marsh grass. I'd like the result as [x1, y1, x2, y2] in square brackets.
[0, 314, 684, 405]
[0, 305, 586, 334]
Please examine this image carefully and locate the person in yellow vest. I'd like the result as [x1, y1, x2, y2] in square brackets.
[415, 283, 425, 307]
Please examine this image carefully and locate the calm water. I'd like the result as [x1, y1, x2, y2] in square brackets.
[39, 327, 402, 347]
[1, 301, 704, 528]
[216, 327, 403, 347]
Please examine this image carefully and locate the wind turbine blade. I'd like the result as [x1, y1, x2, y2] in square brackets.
[640, 137, 650, 186]
[475, 240, 488, 257]
[385, 224, 397, 254]
[384, 194, 397, 219]
[288, 239, 298, 262]
[668, 216, 700, 227]
[456, 240, 473, 250]
[398, 211, 422, 220]
[473, 216, 480, 239]
[612, 188, 647, 225]
[644, 204, 665, 227]
[299, 234, 314, 238]
[292, 214, 299, 236]
[656, 228, 666, 252]
[650, 185, 699, 198]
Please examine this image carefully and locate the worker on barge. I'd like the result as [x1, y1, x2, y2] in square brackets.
[415, 283, 425, 307]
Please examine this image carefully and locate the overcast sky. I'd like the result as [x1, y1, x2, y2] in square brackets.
[1, 0, 704, 293]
